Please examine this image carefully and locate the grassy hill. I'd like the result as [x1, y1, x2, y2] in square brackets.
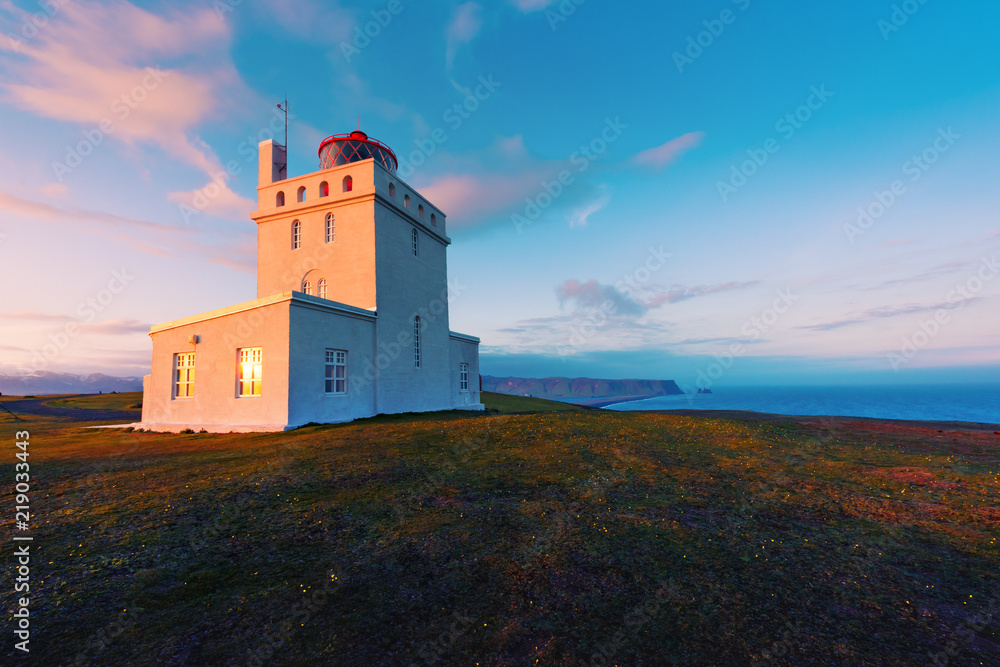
[1, 393, 998, 665]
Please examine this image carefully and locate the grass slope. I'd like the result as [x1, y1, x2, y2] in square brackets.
[48, 392, 144, 412]
[482, 391, 583, 413]
[1, 397, 998, 665]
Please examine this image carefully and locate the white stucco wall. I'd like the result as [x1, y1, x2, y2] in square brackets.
[141, 295, 293, 432]
[286, 294, 377, 427]
[372, 194, 454, 414]
[449, 333, 484, 410]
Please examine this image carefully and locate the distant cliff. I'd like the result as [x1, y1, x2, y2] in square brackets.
[482, 376, 683, 400]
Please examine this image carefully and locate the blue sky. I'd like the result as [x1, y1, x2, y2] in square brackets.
[0, 0, 998, 386]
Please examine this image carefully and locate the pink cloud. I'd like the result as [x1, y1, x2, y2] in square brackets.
[0, 0, 247, 179]
[418, 171, 549, 229]
[631, 131, 705, 170]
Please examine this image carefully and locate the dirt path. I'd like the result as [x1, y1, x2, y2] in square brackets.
[0, 395, 138, 422]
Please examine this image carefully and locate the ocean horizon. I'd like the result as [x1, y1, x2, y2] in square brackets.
[604, 383, 1000, 425]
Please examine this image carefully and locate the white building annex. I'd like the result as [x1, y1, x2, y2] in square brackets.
[140, 130, 484, 432]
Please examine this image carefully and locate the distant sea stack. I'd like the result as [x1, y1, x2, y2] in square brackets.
[482, 376, 683, 400]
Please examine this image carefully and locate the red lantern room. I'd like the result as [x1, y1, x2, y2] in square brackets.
[317, 130, 398, 173]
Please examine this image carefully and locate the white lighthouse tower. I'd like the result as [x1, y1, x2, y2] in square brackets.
[140, 130, 483, 432]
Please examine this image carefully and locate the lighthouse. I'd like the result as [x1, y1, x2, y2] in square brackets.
[140, 130, 483, 432]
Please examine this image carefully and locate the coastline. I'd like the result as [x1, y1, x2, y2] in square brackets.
[570, 394, 667, 409]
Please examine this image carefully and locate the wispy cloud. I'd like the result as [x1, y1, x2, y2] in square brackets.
[644, 281, 759, 307]
[798, 300, 972, 332]
[566, 187, 611, 228]
[0, 311, 150, 335]
[631, 131, 705, 170]
[446, 2, 484, 69]
[556, 279, 646, 317]
[509, 0, 557, 10]
[256, 0, 354, 43]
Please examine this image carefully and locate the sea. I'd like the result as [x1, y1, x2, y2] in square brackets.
[605, 383, 1000, 424]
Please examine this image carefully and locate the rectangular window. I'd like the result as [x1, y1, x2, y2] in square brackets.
[238, 347, 262, 397]
[459, 363, 469, 392]
[174, 352, 195, 398]
[412, 228, 419, 256]
[325, 349, 347, 394]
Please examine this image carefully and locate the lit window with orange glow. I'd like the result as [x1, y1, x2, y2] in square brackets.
[238, 347, 262, 397]
[174, 352, 195, 398]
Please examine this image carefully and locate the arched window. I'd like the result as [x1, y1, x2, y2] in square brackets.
[297, 186, 306, 203]
[318, 278, 327, 300]
[319, 181, 329, 197]
[342, 176, 353, 192]
[418, 204, 424, 219]
[388, 182, 396, 198]
[276, 191, 285, 207]
[404, 194, 411, 209]
[291, 220, 301, 249]
[412, 228, 418, 256]
[431, 213, 437, 227]
[413, 316, 421, 368]
[325, 213, 335, 243]
[302, 280, 312, 296]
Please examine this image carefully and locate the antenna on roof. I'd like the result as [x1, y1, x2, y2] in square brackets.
[275, 96, 288, 176]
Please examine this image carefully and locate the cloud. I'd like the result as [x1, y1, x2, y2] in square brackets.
[0, 0, 249, 180]
[446, 2, 484, 69]
[418, 170, 548, 229]
[566, 187, 611, 228]
[167, 179, 256, 221]
[556, 279, 647, 317]
[82, 318, 151, 335]
[631, 131, 705, 170]
[40, 183, 68, 199]
[0, 191, 178, 233]
[644, 281, 759, 307]
[0, 312, 149, 335]
[0, 311, 75, 325]
[797, 300, 973, 332]
[509, 0, 558, 10]
[256, 0, 354, 43]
